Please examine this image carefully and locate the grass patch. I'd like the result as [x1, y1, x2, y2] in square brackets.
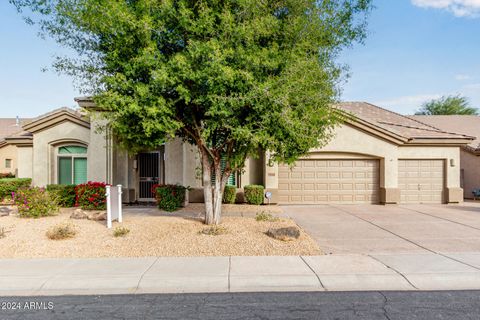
[199, 225, 228, 236]
[46, 223, 77, 240]
[255, 211, 280, 222]
[113, 226, 130, 238]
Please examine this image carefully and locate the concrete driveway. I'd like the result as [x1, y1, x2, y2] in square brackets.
[283, 202, 480, 255]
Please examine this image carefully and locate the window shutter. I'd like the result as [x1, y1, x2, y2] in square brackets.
[211, 156, 236, 186]
[58, 157, 73, 185]
[73, 158, 88, 185]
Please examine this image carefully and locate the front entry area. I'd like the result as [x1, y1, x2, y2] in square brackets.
[138, 150, 164, 201]
[278, 159, 380, 204]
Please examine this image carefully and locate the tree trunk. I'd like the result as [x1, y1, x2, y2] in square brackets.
[200, 148, 226, 225]
[201, 149, 215, 225]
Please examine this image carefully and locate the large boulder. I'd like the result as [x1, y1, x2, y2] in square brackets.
[70, 208, 88, 220]
[87, 210, 107, 221]
[266, 226, 301, 241]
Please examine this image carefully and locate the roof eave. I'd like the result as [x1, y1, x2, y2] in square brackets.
[22, 111, 90, 133]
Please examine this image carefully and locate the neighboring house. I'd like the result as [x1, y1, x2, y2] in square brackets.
[0, 117, 30, 176]
[3, 100, 473, 205]
[411, 115, 480, 199]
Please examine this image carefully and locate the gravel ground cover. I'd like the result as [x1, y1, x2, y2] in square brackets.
[0, 205, 321, 258]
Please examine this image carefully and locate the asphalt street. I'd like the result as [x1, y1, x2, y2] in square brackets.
[1, 291, 480, 320]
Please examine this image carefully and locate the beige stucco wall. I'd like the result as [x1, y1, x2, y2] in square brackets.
[17, 146, 33, 179]
[0, 144, 18, 175]
[87, 117, 108, 183]
[32, 121, 90, 186]
[460, 149, 480, 198]
[264, 123, 463, 204]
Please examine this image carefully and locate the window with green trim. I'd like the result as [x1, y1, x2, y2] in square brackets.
[59, 146, 87, 154]
[57, 145, 88, 185]
[211, 157, 236, 186]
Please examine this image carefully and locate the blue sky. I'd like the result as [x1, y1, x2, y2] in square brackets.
[0, 0, 479, 117]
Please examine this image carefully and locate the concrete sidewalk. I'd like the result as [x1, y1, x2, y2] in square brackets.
[1, 253, 480, 296]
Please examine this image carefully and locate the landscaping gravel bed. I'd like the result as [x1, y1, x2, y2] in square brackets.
[0, 206, 321, 258]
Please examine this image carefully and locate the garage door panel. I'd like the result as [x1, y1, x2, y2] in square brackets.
[279, 159, 380, 204]
[398, 159, 444, 204]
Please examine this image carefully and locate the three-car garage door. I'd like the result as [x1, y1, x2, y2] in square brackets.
[278, 159, 380, 204]
[398, 160, 444, 204]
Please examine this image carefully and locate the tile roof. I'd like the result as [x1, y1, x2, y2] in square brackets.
[336, 102, 473, 141]
[411, 115, 480, 151]
[0, 118, 30, 141]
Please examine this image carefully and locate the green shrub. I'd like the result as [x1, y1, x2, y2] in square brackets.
[0, 178, 32, 200]
[46, 223, 77, 240]
[153, 184, 188, 212]
[0, 173, 15, 179]
[113, 226, 130, 237]
[13, 187, 59, 218]
[75, 182, 107, 210]
[223, 185, 236, 204]
[255, 211, 280, 222]
[46, 184, 76, 207]
[244, 185, 265, 205]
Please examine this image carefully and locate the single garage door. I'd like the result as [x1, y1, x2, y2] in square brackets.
[278, 159, 380, 204]
[398, 159, 444, 204]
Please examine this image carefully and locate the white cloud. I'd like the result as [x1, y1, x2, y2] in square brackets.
[412, 0, 480, 17]
[455, 74, 472, 80]
[374, 94, 442, 114]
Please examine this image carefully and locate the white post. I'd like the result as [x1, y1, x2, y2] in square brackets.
[106, 185, 112, 229]
[117, 185, 123, 223]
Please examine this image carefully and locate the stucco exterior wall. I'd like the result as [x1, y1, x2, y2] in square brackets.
[87, 117, 108, 183]
[32, 121, 90, 186]
[264, 124, 463, 204]
[17, 146, 33, 179]
[460, 149, 480, 198]
[0, 144, 18, 175]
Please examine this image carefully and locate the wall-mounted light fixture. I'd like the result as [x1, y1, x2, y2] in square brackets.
[450, 159, 455, 167]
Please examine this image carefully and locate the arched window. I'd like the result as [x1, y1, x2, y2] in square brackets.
[57, 145, 87, 185]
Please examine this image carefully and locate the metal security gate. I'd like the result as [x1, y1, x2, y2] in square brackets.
[138, 152, 161, 201]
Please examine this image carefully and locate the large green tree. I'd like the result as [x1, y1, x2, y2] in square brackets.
[12, 0, 372, 224]
[415, 95, 478, 115]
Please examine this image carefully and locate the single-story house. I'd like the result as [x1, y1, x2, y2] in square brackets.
[411, 115, 480, 199]
[0, 100, 474, 205]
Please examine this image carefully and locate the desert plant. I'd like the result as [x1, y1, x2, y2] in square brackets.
[46, 184, 76, 207]
[46, 223, 77, 240]
[199, 225, 228, 236]
[222, 185, 236, 204]
[13, 187, 59, 218]
[75, 182, 108, 210]
[255, 211, 280, 222]
[244, 185, 265, 205]
[0, 178, 32, 200]
[113, 226, 130, 238]
[153, 184, 189, 212]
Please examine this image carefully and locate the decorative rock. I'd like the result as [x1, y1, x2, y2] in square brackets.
[0, 207, 11, 217]
[266, 226, 301, 241]
[87, 211, 107, 221]
[70, 209, 88, 220]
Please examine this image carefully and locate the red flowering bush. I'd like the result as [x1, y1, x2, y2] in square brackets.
[75, 181, 108, 210]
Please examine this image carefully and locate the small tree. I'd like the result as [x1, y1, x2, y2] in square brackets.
[12, 0, 372, 224]
[415, 95, 478, 115]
